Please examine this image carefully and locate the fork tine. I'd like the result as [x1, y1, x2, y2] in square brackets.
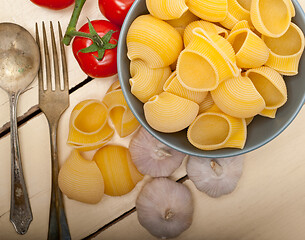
[58, 22, 69, 92]
[36, 23, 43, 92]
[42, 22, 52, 91]
[50, 21, 60, 91]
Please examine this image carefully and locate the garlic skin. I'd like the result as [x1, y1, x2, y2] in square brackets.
[58, 150, 104, 204]
[186, 155, 244, 198]
[129, 127, 185, 177]
[136, 178, 193, 239]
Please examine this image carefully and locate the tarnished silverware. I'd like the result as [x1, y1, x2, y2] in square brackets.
[0, 22, 40, 235]
[36, 21, 71, 240]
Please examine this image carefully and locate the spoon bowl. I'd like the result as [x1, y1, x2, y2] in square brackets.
[0, 22, 40, 235]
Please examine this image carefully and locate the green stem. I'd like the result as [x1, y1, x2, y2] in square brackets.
[62, 0, 87, 45]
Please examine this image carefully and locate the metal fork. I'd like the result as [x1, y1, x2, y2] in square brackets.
[36, 21, 71, 240]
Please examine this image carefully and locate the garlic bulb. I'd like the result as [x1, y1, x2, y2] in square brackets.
[186, 155, 244, 198]
[58, 150, 104, 204]
[136, 178, 193, 239]
[93, 145, 143, 196]
[129, 127, 185, 177]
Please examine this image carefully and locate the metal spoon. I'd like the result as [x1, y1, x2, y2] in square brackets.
[0, 23, 40, 234]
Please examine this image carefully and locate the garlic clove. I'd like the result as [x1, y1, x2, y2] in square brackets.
[129, 127, 186, 177]
[186, 155, 244, 198]
[136, 178, 193, 239]
[58, 150, 104, 204]
[93, 145, 143, 196]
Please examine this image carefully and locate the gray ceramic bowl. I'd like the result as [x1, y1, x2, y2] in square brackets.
[117, 0, 305, 158]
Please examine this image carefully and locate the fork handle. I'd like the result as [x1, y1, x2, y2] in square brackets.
[48, 122, 71, 240]
[9, 92, 33, 235]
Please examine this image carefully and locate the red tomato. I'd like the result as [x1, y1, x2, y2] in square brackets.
[98, 0, 135, 26]
[30, 0, 74, 10]
[72, 20, 120, 78]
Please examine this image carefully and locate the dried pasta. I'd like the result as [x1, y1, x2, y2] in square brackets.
[187, 0, 228, 22]
[250, 0, 292, 37]
[183, 20, 229, 47]
[227, 27, 269, 68]
[144, 92, 199, 133]
[127, 14, 183, 68]
[163, 71, 208, 104]
[103, 83, 140, 138]
[130, 59, 171, 103]
[262, 23, 305, 76]
[245, 67, 287, 118]
[146, 0, 188, 20]
[67, 100, 114, 151]
[198, 92, 214, 114]
[211, 76, 266, 118]
[187, 105, 247, 150]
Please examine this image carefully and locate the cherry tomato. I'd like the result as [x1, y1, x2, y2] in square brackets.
[98, 0, 135, 26]
[30, 0, 74, 10]
[72, 20, 120, 78]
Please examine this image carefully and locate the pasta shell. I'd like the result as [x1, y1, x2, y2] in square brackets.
[177, 27, 240, 92]
[103, 89, 140, 138]
[246, 67, 287, 110]
[198, 92, 214, 114]
[127, 15, 183, 68]
[231, 20, 251, 32]
[163, 71, 208, 104]
[58, 150, 104, 204]
[211, 76, 266, 118]
[93, 145, 143, 196]
[166, 10, 200, 37]
[146, 0, 188, 20]
[250, 0, 291, 37]
[187, 0, 228, 22]
[187, 105, 247, 150]
[130, 59, 171, 103]
[262, 23, 305, 76]
[144, 92, 199, 133]
[107, 80, 121, 93]
[227, 28, 269, 68]
[183, 20, 229, 47]
[219, 0, 251, 29]
[67, 100, 114, 151]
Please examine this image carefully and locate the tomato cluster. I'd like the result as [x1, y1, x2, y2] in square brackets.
[30, 0, 134, 78]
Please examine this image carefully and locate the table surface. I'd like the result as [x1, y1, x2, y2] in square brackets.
[1, 1, 305, 240]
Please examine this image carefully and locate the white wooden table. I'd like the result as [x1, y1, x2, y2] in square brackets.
[1, 1, 305, 239]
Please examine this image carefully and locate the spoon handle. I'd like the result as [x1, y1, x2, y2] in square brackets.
[9, 92, 33, 235]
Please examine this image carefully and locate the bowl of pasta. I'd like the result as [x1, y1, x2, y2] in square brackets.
[117, 0, 305, 158]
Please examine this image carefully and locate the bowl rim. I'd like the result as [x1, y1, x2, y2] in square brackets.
[117, 0, 305, 158]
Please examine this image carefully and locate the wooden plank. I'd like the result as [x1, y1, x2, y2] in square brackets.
[93, 105, 305, 240]
[0, 0, 103, 131]
[0, 78, 188, 240]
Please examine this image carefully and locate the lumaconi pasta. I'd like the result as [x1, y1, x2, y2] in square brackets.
[103, 84, 140, 138]
[166, 10, 200, 36]
[187, 105, 247, 150]
[144, 92, 199, 133]
[183, 20, 229, 47]
[163, 71, 208, 104]
[67, 100, 114, 151]
[250, 0, 292, 37]
[211, 76, 266, 118]
[231, 19, 251, 32]
[127, 14, 183, 68]
[219, 0, 251, 29]
[58, 150, 104, 204]
[187, 0, 228, 22]
[130, 59, 171, 103]
[245, 67, 287, 118]
[259, 108, 277, 118]
[262, 23, 305, 76]
[93, 145, 143, 196]
[146, 0, 188, 20]
[227, 26, 269, 68]
[177, 27, 239, 92]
